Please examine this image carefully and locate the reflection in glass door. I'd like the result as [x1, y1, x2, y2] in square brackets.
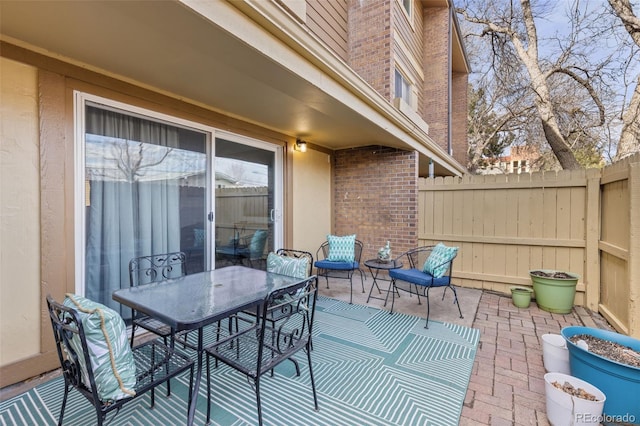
[81, 100, 209, 316]
[213, 137, 279, 270]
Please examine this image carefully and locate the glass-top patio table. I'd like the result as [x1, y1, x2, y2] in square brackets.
[113, 265, 309, 425]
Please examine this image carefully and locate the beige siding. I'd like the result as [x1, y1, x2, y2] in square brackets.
[392, 0, 424, 114]
[306, 0, 348, 61]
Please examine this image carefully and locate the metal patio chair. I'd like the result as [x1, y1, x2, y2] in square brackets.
[204, 276, 319, 426]
[314, 238, 365, 303]
[389, 245, 463, 328]
[46, 295, 194, 426]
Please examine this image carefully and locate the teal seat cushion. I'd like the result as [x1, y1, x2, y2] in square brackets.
[327, 234, 356, 262]
[63, 294, 137, 402]
[422, 243, 458, 278]
[315, 259, 359, 270]
[267, 252, 309, 279]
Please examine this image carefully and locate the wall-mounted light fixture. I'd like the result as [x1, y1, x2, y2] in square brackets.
[294, 138, 307, 153]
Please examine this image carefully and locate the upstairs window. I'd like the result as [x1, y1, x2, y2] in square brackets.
[395, 69, 412, 106]
[402, 0, 411, 17]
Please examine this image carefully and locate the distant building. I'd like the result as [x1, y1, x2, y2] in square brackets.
[477, 145, 541, 174]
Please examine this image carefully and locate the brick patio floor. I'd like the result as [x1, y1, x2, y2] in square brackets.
[460, 291, 613, 426]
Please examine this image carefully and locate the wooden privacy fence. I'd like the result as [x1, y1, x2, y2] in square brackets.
[419, 153, 640, 337]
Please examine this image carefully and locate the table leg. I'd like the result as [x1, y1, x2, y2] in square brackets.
[366, 268, 383, 302]
[187, 328, 203, 425]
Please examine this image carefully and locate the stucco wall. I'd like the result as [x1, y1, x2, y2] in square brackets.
[0, 58, 41, 365]
[292, 147, 332, 257]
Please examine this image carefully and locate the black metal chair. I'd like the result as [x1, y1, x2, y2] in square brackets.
[128, 251, 187, 347]
[46, 295, 194, 426]
[204, 276, 319, 426]
[388, 245, 463, 328]
[314, 239, 365, 303]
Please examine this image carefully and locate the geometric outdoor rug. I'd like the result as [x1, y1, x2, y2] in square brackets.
[0, 296, 480, 426]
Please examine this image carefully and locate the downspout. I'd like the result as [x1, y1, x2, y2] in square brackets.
[448, 5, 453, 156]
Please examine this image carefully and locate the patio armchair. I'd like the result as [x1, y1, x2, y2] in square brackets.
[46, 295, 194, 426]
[388, 244, 463, 328]
[204, 276, 319, 426]
[314, 236, 365, 304]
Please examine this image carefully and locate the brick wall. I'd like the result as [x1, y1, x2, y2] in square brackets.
[333, 146, 418, 261]
[347, 0, 392, 98]
[422, 7, 450, 154]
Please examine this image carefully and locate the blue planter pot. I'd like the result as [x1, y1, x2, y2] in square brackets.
[561, 326, 640, 421]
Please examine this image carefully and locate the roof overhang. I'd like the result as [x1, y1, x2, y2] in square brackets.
[0, 0, 466, 176]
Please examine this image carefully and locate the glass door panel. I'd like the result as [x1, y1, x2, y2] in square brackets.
[83, 103, 208, 316]
[214, 138, 276, 270]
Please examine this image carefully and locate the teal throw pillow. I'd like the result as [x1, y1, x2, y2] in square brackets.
[63, 294, 137, 402]
[422, 243, 458, 278]
[193, 228, 205, 247]
[327, 234, 356, 262]
[267, 252, 309, 279]
[249, 230, 268, 257]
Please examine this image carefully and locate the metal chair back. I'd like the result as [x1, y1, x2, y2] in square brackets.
[128, 251, 187, 287]
[275, 248, 314, 277]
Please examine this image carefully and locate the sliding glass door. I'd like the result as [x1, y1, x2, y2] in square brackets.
[76, 94, 281, 316]
[213, 136, 280, 269]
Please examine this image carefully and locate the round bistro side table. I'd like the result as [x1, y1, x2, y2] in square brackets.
[364, 258, 403, 306]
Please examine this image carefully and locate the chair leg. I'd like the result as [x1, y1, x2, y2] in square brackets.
[450, 285, 464, 319]
[206, 355, 212, 423]
[187, 364, 194, 418]
[389, 279, 396, 314]
[358, 269, 365, 293]
[424, 287, 432, 329]
[58, 381, 70, 426]
[163, 336, 171, 397]
[306, 343, 319, 410]
[255, 377, 263, 426]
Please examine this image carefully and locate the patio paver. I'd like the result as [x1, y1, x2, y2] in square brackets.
[460, 291, 613, 426]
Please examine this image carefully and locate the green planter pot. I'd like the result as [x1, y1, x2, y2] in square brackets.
[530, 269, 579, 314]
[510, 286, 533, 308]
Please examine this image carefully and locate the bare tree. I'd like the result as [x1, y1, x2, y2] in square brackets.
[459, 0, 617, 170]
[609, 0, 640, 160]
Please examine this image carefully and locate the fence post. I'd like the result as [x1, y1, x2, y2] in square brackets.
[629, 162, 640, 338]
[584, 168, 601, 311]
